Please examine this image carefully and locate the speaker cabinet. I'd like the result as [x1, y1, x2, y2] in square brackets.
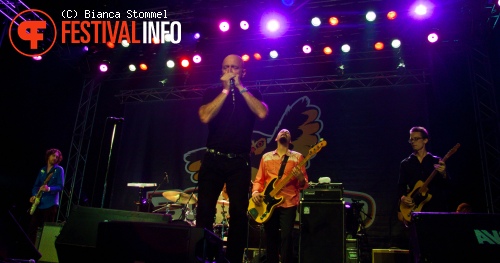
[299, 201, 344, 263]
[410, 212, 500, 263]
[0, 210, 41, 261]
[372, 249, 409, 263]
[96, 220, 224, 263]
[54, 206, 171, 263]
[38, 222, 63, 263]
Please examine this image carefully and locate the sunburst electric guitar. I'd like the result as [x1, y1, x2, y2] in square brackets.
[398, 143, 460, 224]
[248, 139, 327, 224]
[29, 171, 54, 215]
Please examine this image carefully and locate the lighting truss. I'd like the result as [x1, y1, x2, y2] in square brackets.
[115, 69, 428, 103]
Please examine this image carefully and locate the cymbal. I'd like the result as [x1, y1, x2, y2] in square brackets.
[162, 191, 198, 204]
[217, 200, 229, 206]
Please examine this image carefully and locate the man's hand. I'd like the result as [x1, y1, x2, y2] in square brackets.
[434, 160, 447, 177]
[39, 185, 50, 192]
[220, 73, 242, 89]
[401, 195, 414, 208]
[29, 196, 36, 203]
[251, 192, 263, 206]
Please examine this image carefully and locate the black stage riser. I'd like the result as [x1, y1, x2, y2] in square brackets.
[410, 212, 500, 263]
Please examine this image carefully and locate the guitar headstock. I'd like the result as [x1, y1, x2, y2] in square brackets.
[443, 143, 461, 159]
[308, 138, 327, 156]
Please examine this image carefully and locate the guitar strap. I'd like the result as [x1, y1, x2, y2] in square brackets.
[278, 155, 289, 179]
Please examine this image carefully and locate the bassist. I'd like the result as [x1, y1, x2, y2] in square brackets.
[251, 129, 309, 263]
[398, 126, 451, 222]
[28, 148, 64, 243]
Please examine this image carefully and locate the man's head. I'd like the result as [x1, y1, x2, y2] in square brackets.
[275, 129, 292, 145]
[46, 148, 63, 165]
[409, 126, 429, 151]
[221, 54, 246, 78]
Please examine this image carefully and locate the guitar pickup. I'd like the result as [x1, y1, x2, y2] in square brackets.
[248, 208, 258, 220]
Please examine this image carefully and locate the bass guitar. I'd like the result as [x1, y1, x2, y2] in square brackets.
[398, 143, 460, 224]
[248, 139, 327, 224]
[29, 171, 54, 215]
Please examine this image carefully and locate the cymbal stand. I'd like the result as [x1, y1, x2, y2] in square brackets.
[148, 172, 169, 212]
[180, 185, 198, 223]
[219, 204, 228, 240]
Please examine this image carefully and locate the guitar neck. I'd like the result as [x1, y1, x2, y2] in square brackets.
[419, 145, 458, 192]
[269, 154, 312, 197]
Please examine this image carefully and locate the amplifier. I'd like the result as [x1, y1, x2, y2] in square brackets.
[301, 183, 343, 201]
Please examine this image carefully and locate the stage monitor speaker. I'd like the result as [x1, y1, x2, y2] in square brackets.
[38, 222, 63, 263]
[0, 210, 41, 262]
[96, 220, 224, 263]
[54, 205, 171, 263]
[299, 201, 344, 263]
[410, 212, 500, 263]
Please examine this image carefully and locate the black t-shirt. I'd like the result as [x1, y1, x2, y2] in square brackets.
[398, 152, 451, 212]
[201, 87, 263, 154]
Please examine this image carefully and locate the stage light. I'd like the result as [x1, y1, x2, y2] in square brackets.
[341, 44, 350, 53]
[193, 54, 202, 63]
[99, 63, 109, 72]
[415, 4, 427, 16]
[242, 54, 250, 62]
[254, 53, 262, 60]
[311, 17, 321, 26]
[391, 39, 402, 48]
[282, 0, 294, 6]
[166, 60, 175, 68]
[266, 19, 280, 32]
[106, 41, 115, 49]
[270, 50, 278, 58]
[240, 20, 249, 30]
[152, 37, 160, 44]
[83, 46, 89, 52]
[219, 21, 229, 32]
[33, 55, 42, 61]
[194, 33, 200, 39]
[261, 12, 287, 38]
[329, 17, 339, 26]
[427, 33, 438, 43]
[302, 45, 312, 54]
[336, 64, 345, 76]
[397, 58, 406, 72]
[366, 11, 376, 22]
[121, 40, 130, 47]
[374, 42, 384, 50]
[128, 64, 136, 72]
[410, 1, 434, 19]
[323, 46, 332, 55]
[139, 63, 148, 70]
[387, 11, 397, 20]
[181, 59, 190, 67]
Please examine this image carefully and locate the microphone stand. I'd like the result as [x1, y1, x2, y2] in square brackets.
[101, 121, 118, 208]
[148, 172, 169, 213]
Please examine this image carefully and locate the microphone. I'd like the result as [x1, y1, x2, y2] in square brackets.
[230, 79, 235, 104]
[108, 117, 124, 122]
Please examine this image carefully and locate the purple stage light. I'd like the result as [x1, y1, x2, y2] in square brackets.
[99, 64, 108, 72]
[240, 20, 249, 30]
[427, 33, 438, 43]
[266, 19, 280, 32]
[219, 21, 229, 32]
[302, 45, 311, 54]
[260, 12, 288, 38]
[194, 33, 200, 39]
[409, 1, 434, 19]
[193, 54, 202, 63]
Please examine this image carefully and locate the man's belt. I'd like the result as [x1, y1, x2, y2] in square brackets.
[207, 148, 247, 159]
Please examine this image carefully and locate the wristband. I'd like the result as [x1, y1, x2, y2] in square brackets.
[240, 88, 248, 94]
[252, 191, 259, 195]
[222, 89, 229, 95]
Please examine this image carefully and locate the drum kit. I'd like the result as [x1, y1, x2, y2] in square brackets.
[152, 189, 230, 240]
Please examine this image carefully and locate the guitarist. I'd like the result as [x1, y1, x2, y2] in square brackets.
[28, 148, 64, 243]
[251, 129, 309, 263]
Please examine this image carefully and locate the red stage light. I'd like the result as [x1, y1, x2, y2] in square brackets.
[139, 63, 148, 70]
[329, 17, 339, 26]
[374, 42, 384, 50]
[323, 46, 333, 55]
[387, 11, 397, 20]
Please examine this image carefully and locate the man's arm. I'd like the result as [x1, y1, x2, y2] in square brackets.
[239, 88, 268, 120]
[199, 90, 229, 124]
